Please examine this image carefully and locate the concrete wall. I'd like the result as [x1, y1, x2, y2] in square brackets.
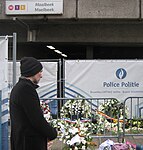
[0, 0, 143, 44]
[36, 23, 143, 43]
[0, 0, 140, 19]
[78, 0, 139, 19]
[1, 22, 143, 44]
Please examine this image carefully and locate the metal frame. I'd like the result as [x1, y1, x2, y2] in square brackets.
[41, 97, 122, 147]
[122, 96, 143, 142]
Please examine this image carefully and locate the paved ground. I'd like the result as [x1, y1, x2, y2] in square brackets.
[8, 125, 143, 150]
[51, 136, 143, 150]
[8, 136, 143, 150]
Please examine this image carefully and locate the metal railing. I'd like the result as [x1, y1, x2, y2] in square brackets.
[122, 97, 143, 142]
[41, 97, 123, 146]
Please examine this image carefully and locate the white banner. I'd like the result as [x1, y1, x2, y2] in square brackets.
[0, 37, 8, 124]
[65, 60, 143, 101]
[38, 62, 58, 99]
[5, 0, 63, 15]
[0, 37, 8, 91]
[8, 61, 58, 98]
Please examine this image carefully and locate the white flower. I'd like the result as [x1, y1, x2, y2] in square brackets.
[66, 140, 71, 145]
[69, 127, 79, 134]
[80, 137, 86, 144]
[63, 139, 66, 144]
[65, 135, 70, 139]
[82, 145, 86, 149]
[50, 98, 96, 149]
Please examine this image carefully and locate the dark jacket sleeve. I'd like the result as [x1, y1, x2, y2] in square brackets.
[20, 84, 57, 141]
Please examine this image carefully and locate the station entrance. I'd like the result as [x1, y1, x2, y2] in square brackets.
[8, 42, 143, 60]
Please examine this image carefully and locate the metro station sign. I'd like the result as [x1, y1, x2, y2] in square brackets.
[5, 0, 63, 15]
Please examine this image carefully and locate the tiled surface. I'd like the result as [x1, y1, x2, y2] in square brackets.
[8, 125, 143, 150]
[50, 136, 143, 149]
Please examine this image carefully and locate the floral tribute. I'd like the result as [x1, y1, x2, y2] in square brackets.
[51, 99, 97, 150]
[60, 99, 92, 119]
[95, 99, 143, 134]
[40, 98, 143, 149]
[40, 100, 52, 122]
[95, 99, 129, 134]
[125, 118, 143, 133]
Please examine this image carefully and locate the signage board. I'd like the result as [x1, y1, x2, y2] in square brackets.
[65, 60, 143, 101]
[5, 0, 63, 15]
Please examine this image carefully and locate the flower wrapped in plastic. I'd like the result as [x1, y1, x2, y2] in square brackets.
[40, 100, 52, 122]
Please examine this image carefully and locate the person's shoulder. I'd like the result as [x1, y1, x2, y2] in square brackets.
[14, 78, 33, 89]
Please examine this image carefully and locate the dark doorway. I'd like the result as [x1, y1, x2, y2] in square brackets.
[8, 42, 143, 60]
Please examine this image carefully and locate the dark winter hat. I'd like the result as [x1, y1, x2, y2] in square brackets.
[20, 57, 43, 77]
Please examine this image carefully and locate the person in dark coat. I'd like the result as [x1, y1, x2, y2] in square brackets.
[9, 57, 57, 150]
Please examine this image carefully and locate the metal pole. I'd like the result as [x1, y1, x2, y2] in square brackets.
[0, 90, 1, 150]
[13, 33, 17, 86]
[62, 58, 65, 98]
[58, 59, 62, 98]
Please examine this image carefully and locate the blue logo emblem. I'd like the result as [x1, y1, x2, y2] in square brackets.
[116, 68, 127, 79]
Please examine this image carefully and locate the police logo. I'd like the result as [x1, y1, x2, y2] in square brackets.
[116, 68, 127, 79]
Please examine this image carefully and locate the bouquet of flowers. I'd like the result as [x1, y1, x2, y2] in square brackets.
[60, 99, 92, 119]
[95, 99, 129, 134]
[52, 99, 97, 150]
[52, 119, 95, 150]
[40, 100, 52, 122]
